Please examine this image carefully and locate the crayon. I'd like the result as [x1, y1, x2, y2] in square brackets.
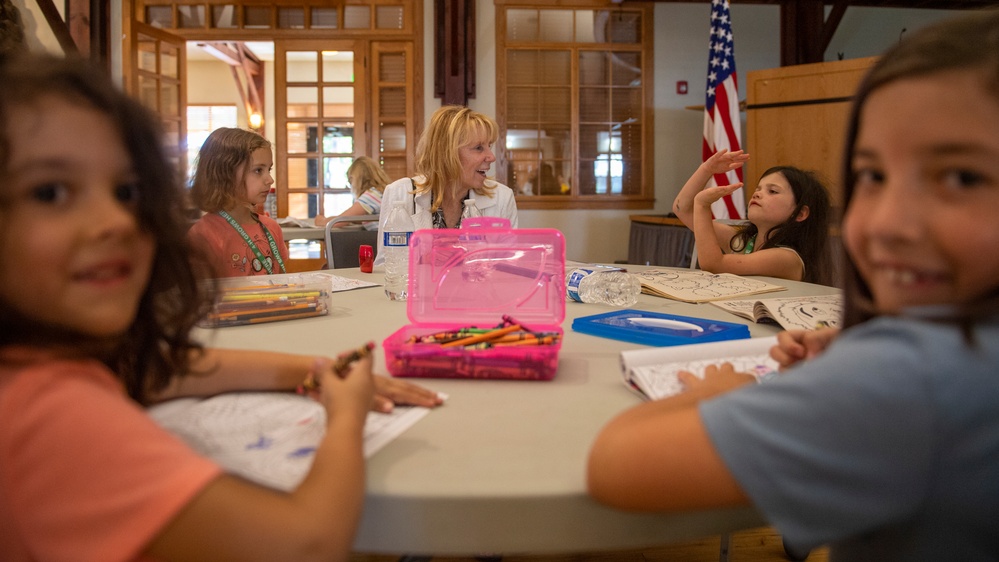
[298, 342, 376, 393]
[493, 335, 559, 347]
[441, 324, 522, 348]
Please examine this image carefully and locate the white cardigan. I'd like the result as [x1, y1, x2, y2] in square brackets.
[374, 176, 519, 265]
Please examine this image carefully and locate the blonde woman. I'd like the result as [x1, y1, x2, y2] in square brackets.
[375, 105, 519, 264]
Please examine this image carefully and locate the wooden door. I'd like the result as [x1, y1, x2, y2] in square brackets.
[274, 40, 366, 220]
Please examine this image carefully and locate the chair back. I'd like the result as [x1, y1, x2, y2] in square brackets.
[324, 214, 379, 269]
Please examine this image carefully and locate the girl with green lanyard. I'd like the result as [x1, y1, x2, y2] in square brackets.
[188, 127, 289, 278]
[672, 150, 833, 285]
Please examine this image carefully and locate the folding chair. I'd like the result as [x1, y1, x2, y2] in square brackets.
[323, 214, 379, 269]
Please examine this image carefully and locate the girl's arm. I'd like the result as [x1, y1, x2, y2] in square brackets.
[587, 364, 752, 511]
[315, 201, 372, 227]
[151, 348, 442, 410]
[690, 185, 804, 281]
[672, 149, 749, 228]
[145, 358, 373, 562]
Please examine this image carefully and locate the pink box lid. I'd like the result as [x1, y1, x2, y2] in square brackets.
[406, 217, 566, 326]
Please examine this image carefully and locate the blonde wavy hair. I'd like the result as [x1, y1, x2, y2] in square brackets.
[413, 105, 498, 212]
[347, 156, 391, 199]
[191, 127, 271, 213]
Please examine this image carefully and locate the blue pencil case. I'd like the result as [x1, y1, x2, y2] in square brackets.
[571, 309, 750, 347]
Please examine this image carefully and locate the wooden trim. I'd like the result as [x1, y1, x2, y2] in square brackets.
[629, 214, 684, 227]
[35, 0, 79, 54]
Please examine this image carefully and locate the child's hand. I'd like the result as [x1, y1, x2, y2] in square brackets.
[770, 327, 839, 370]
[694, 182, 743, 207]
[310, 356, 375, 423]
[677, 363, 755, 397]
[701, 149, 750, 176]
[371, 375, 444, 413]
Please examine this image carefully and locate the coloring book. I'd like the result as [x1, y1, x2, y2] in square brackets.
[631, 269, 786, 303]
[710, 293, 843, 331]
[619, 336, 779, 400]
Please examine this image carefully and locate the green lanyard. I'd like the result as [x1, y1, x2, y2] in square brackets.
[218, 210, 286, 274]
[743, 234, 756, 254]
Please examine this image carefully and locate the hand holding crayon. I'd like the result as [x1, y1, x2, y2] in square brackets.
[298, 342, 375, 394]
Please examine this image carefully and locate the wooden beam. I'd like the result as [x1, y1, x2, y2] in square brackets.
[67, 0, 89, 56]
[198, 41, 242, 67]
[434, 0, 476, 105]
[780, 0, 824, 66]
[821, 1, 849, 55]
[33, 0, 79, 54]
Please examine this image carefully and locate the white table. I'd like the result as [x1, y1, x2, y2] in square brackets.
[193, 266, 839, 555]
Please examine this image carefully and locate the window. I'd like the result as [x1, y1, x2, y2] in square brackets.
[497, 2, 654, 209]
[186, 104, 238, 183]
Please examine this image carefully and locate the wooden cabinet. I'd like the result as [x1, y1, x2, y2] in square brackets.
[745, 57, 877, 211]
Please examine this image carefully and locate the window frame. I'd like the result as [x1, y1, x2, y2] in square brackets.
[496, 0, 655, 210]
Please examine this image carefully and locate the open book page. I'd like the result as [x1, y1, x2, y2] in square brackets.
[275, 216, 317, 228]
[619, 337, 778, 400]
[707, 299, 759, 323]
[711, 294, 843, 331]
[148, 393, 436, 491]
[631, 269, 786, 303]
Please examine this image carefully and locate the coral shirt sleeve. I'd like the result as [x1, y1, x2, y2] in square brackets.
[0, 360, 222, 562]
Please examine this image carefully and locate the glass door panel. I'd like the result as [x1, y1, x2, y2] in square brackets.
[276, 41, 362, 218]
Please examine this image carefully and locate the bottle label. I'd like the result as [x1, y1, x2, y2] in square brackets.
[565, 268, 595, 302]
[384, 231, 412, 247]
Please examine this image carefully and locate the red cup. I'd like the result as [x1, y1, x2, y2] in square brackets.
[359, 244, 374, 273]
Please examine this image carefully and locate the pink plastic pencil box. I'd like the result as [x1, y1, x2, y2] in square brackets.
[383, 217, 566, 380]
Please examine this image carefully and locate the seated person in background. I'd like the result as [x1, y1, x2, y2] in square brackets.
[315, 156, 389, 228]
[672, 150, 832, 285]
[375, 105, 519, 264]
[520, 162, 560, 196]
[535, 162, 562, 196]
[187, 127, 289, 277]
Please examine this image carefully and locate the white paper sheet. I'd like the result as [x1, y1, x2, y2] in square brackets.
[149, 392, 433, 491]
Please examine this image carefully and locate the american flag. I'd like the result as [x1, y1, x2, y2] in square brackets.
[703, 0, 745, 220]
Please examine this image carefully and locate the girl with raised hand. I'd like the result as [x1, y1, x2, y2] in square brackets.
[673, 149, 833, 285]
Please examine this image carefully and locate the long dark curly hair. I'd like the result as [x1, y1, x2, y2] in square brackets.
[0, 54, 214, 404]
[730, 166, 833, 285]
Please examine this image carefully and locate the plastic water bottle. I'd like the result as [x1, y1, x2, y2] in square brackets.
[565, 268, 641, 307]
[382, 202, 416, 301]
[461, 198, 482, 223]
[265, 187, 277, 217]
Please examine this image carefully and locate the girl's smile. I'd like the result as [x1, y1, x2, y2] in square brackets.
[1, 96, 154, 338]
[844, 70, 999, 313]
